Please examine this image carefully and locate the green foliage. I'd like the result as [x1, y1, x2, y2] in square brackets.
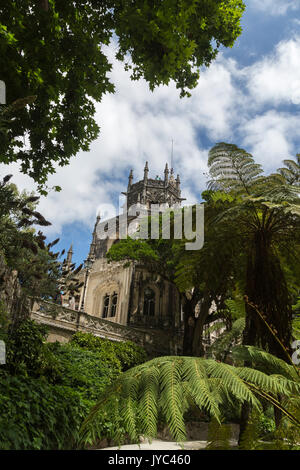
[0, 321, 147, 449]
[207, 317, 245, 361]
[277, 154, 300, 186]
[0, 369, 89, 450]
[0, 300, 9, 340]
[47, 343, 121, 402]
[0, 0, 245, 188]
[206, 142, 300, 359]
[5, 319, 57, 376]
[238, 411, 261, 450]
[70, 331, 147, 371]
[79, 354, 299, 446]
[292, 298, 300, 340]
[232, 345, 299, 381]
[0, 175, 62, 302]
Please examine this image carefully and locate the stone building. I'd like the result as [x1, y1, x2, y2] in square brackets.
[72, 162, 185, 338]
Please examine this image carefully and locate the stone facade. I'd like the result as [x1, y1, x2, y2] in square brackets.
[32, 299, 180, 356]
[67, 163, 185, 354]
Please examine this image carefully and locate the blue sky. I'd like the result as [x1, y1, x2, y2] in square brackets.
[1, 0, 300, 266]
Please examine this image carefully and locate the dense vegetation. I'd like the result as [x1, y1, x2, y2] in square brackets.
[0, 321, 146, 449]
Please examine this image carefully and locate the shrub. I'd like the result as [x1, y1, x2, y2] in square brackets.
[0, 369, 89, 450]
[0, 323, 147, 449]
[70, 331, 147, 370]
[47, 342, 122, 401]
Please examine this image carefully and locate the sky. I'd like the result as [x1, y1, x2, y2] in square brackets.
[1, 0, 300, 266]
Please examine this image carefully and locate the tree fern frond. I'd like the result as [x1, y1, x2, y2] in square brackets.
[120, 374, 140, 441]
[277, 155, 300, 186]
[208, 317, 245, 360]
[138, 365, 160, 438]
[159, 359, 186, 441]
[78, 355, 300, 447]
[236, 366, 295, 396]
[204, 360, 262, 410]
[182, 358, 221, 421]
[238, 411, 261, 450]
[208, 143, 264, 194]
[232, 345, 299, 381]
[206, 418, 232, 450]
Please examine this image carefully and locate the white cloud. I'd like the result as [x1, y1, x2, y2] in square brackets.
[246, 36, 300, 106]
[240, 111, 300, 171]
[249, 0, 300, 15]
[2, 32, 300, 238]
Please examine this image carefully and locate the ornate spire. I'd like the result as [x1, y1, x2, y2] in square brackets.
[66, 244, 73, 266]
[176, 174, 180, 190]
[89, 213, 100, 258]
[128, 169, 133, 190]
[143, 161, 149, 183]
[164, 162, 169, 185]
[169, 167, 175, 185]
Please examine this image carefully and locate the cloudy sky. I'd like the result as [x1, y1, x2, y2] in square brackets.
[1, 0, 300, 265]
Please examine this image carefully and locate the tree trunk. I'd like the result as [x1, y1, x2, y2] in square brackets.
[245, 233, 292, 360]
[182, 296, 196, 356]
[239, 232, 292, 443]
[182, 291, 211, 357]
[192, 296, 211, 356]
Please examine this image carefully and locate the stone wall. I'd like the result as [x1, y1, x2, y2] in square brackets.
[31, 299, 183, 357]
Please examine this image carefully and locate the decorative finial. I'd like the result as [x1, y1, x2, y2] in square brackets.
[128, 169, 133, 189]
[144, 161, 149, 182]
[67, 243, 73, 265]
[164, 162, 169, 184]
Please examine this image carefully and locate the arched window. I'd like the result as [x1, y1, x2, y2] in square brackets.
[102, 294, 110, 318]
[110, 292, 118, 317]
[143, 287, 155, 316]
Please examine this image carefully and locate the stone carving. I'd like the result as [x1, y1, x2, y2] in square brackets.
[31, 300, 172, 355]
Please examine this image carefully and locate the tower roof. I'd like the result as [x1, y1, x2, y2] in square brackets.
[124, 162, 185, 208]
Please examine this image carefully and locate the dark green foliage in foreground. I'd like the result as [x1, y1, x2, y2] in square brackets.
[0, 321, 147, 449]
[79, 351, 300, 447]
[0, 371, 89, 450]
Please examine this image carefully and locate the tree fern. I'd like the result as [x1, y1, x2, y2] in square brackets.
[232, 345, 299, 381]
[208, 142, 264, 194]
[78, 355, 299, 447]
[207, 143, 300, 361]
[277, 154, 300, 186]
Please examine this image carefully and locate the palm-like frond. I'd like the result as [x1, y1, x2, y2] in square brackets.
[78, 355, 299, 446]
[232, 345, 299, 382]
[277, 154, 300, 186]
[207, 143, 264, 193]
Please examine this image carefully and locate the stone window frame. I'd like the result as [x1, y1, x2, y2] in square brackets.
[143, 286, 156, 316]
[102, 293, 110, 318]
[110, 291, 118, 318]
[101, 291, 119, 319]
[92, 282, 120, 320]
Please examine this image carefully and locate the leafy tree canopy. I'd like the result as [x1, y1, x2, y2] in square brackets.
[0, 0, 245, 188]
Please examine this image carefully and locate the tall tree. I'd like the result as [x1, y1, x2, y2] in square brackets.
[0, 0, 245, 188]
[207, 143, 300, 361]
